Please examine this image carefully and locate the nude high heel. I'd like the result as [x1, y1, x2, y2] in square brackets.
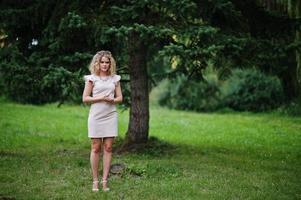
[101, 179, 110, 192]
[92, 180, 99, 192]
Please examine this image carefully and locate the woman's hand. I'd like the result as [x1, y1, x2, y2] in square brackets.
[103, 96, 114, 104]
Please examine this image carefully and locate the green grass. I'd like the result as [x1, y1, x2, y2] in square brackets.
[1, 99, 301, 200]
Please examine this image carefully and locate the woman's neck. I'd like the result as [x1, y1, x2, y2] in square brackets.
[97, 71, 109, 77]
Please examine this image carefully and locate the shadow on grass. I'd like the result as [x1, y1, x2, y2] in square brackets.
[0, 151, 26, 158]
[0, 195, 16, 200]
[111, 135, 292, 165]
[113, 136, 179, 157]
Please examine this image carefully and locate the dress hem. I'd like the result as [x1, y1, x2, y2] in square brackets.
[88, 135, 118, 139]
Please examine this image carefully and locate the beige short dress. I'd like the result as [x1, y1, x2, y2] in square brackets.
[84, 74, 121, 138]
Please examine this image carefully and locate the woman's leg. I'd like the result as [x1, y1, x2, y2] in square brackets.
[102, 137, 114, 189]
[90, 138, 102, 189]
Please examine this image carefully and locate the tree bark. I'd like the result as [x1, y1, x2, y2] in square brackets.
[288, 0, 301, 97]
[124, 32, 149, 146]
[294, 0, 301, 96]
[297, 29, 301, 96]
[281, 60, 300, 99]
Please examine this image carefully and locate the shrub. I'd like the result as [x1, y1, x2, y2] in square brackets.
[275, 97, 301, 116]
[221, 68, 284, 111]
[158, 74, 221, 112]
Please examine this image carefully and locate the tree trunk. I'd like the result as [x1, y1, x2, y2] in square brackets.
[281, 59, 300, 99]
[288, 0, 301, 97]
[297, 29, 301, 96]
[294, 0, 301, 96]
[256, 0, 301, 98]
[124, 32, 149, 147]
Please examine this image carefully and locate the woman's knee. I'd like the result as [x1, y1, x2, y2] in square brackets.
[91, 146, 101, 153]
[91, 140, 101, 153]
[104, 144, 112, 153]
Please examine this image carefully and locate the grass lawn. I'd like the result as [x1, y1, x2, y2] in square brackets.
[0, 99, 301, 199]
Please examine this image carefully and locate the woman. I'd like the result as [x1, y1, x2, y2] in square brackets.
[82, 50, 123, 192]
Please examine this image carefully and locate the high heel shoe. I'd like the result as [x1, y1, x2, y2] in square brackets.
[101, 179, 110, 192]
[92, 180, 99, 192]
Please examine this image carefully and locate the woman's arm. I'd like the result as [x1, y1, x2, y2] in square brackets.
[82, 81, 104, 104]
[113, 81, 123, 104]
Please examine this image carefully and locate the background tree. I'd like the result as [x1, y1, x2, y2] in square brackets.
[105, 0, 201, 147]
[229, 0, 301, 98]
[0, 0, 300, 149]
[255, 0, 301, 97]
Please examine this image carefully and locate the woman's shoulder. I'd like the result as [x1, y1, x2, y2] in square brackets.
[112, 74, 121, 81]
[83, 74, 96, 82]
[112, 74, 121, 85]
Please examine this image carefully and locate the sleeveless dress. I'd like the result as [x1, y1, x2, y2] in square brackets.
[84, 74, 121, 138]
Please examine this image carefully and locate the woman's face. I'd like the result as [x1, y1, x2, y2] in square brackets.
[99, 56, 110, 73]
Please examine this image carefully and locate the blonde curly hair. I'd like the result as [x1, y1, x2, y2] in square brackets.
[89, 50, 116, 75]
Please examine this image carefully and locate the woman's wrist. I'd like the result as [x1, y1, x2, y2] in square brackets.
[95, 95, 104, 102]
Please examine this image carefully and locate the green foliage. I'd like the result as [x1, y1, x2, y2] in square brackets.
[159, 74, 221, 112]
[156, 67, 286, 112]
[110, 0, 198, 25]
[59, 12, 88, 29]
[0, 61, 43, 104]
[275, 97, 301, 116]
[0, 0, 299, 106]
[42, 66, 83, 104]
[53, 11, 90, 53]
[0, 46, 85, 104]
[222, 68, 284, 111]
[56, 52, 93, 72]
[0, 46, 46, 104]
[159, 25, 223, 80]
